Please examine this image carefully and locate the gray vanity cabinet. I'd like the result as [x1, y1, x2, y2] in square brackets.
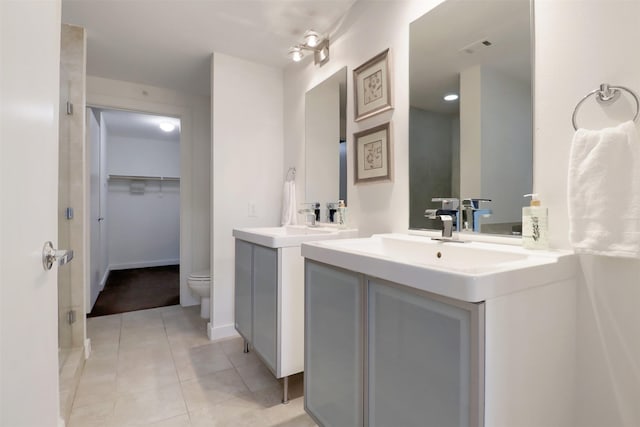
[305, 261, 484, 427]
[234, 240, 253, 342]
[367, 279, 484, 427]
[305, 261, 364, 427]
[252, 245, 278, 372]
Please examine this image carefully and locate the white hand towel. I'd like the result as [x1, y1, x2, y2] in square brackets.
[281, 181, 298, 226]
[568, 120, 640, 258]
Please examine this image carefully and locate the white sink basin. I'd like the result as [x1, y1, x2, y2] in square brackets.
[233, 225, 358, 248]
[301, 233, 576, 302]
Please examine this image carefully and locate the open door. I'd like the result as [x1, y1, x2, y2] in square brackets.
[0, 1, 63, 425]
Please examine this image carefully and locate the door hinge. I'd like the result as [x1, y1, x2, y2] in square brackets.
[66, 101, 74, 115]
[67, 310, 77, 325]
[65, 207, 74, 220]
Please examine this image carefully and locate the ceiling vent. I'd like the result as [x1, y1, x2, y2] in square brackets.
[459, 39, 493, 54]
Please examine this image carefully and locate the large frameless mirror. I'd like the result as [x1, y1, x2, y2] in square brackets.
[305, 67, 348, 223]
[409, 0, 533, 236]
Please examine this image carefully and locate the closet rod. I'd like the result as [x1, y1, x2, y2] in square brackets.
[108, 174, 180, 181]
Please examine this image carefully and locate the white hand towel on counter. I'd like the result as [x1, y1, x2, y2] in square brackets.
[281, 180, 298, 226]
[568, 120, 640, 258]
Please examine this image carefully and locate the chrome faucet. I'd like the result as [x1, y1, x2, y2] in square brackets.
[298, 203, 319, 226]
[425, 197, 459, 240]
[461, 198, 492, 232]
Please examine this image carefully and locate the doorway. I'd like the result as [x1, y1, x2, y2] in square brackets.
[87, 108, 181, 316]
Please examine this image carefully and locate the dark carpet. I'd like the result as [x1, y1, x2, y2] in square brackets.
[88, 265, 180, 317]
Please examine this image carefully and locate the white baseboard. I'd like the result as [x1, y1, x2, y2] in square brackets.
[84, 339, 92, 360]
[208, 322, 238, 341]
[99, 268, 110, 290]
[108, 259, 179, 271]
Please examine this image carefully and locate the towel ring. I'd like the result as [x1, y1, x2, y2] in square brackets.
[572, 83, 640, 130]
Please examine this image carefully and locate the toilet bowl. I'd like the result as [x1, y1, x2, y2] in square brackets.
[187, 270, 211, 319]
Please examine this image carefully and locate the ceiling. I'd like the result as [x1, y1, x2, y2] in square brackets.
[62, 0, 357, 96]
[96, 109, 181, 142]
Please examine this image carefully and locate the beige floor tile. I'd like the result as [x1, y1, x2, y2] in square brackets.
[68, 400, 115, 427]
[147, 414, 192, 427]
[264, 396, 312, 426]
[188, 396, 266, 427]
[119, 326, 169, 351]
[87, 314, 122, 333]
[116, 359, 179, 394]
[167, 330, 212, 351]
[73, 377, 118, 409]
[118, 338, 173, 366]
[172, 342, 233, 382]
[110, 382, 187, 426]
[220, 337, 263, 369]
[235, 361, 280, 392]
[180, 368, 251, 412]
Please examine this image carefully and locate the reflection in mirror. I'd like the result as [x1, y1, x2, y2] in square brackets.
[409, 0, 533, 235]
[305, 67, 347, 224]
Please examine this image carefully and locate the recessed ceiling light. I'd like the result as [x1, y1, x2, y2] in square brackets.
[159, 122, 175, 132]
[443, 93, 459, 102]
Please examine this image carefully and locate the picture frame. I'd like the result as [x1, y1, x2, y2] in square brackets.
[354, 122, 392, 184]
[353, 49, 393, 122]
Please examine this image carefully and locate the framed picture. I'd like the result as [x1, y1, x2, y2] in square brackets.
[353, 49, 392, 121]
[354, 122, 392, 184]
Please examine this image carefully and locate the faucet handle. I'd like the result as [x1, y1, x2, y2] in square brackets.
[431, 197, 459, 210]
[462, 198, 491, 209]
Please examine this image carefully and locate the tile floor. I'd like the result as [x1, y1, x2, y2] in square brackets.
[69, 305, 316, 427]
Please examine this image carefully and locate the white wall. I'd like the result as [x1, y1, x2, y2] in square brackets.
[87, 76, 211, 307]
[481, 66, 532, 225]
[284, 0, 640, 424]
[106, 134, 180, 269]
[535, 1, 640, 425]
[210, 52, 283, 339]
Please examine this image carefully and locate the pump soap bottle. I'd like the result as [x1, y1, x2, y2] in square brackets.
[337, 200, 347, 229]
[522, 194, 548, 249]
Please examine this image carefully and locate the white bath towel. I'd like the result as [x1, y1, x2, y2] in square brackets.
[281, 180, 298, 226]
[568, 120, 640, 258]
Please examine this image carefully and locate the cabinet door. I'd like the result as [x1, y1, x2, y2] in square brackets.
[367, 279, 483, 427]
[252, 245, 278, 373]
[234, 240, 253, 341]
[305, 261, 363, 427]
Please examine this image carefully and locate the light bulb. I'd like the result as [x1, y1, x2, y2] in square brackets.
[443, 93, 459, 102]
[304, 30, 320, 48]
[159, 122, 175, 132]
[289, 47, 303, 62]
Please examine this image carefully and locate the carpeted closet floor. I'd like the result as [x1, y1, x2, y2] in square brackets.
[88, 265, 180, 317]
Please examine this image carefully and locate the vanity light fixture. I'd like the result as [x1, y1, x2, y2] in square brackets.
[159, 122, 176, 132]
[288, 29, 330, 66]
[288, 46, 304, 62]
[443, 93, 459, 102]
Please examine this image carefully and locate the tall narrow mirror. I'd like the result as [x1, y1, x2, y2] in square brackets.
[305, 67, 347, 223]
[409, 0, 533, 235]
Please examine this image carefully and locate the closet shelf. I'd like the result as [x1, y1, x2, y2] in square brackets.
[108, 174, 180, 182]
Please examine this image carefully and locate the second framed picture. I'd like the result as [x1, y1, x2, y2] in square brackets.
[354, 122, 392, 184]
[353, 49, 392, 121]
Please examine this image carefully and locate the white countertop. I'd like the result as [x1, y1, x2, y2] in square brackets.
[302, 233, 577, 302]
[233, 225, 358, 248]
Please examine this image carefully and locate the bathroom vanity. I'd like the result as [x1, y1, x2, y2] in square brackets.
[232, 225, 357, 402]
[302, 233, 578, 427]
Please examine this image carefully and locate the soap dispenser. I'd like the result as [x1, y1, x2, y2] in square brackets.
[336, 200, 347, 229]
[522, 194, 548, 249]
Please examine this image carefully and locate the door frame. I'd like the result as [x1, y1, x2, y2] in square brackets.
[85, 90, 199, 310]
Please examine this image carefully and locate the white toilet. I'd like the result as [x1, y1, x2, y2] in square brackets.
[187, 270, 211, 319]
